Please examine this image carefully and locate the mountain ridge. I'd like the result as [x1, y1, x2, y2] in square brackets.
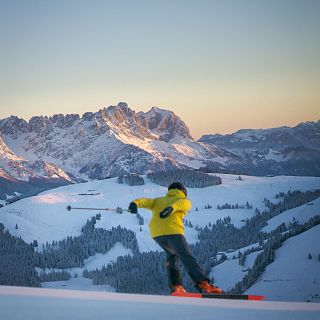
[0, 102, 235, 181]
[0, 103, 319, 200]
[199, 119, 320, 176]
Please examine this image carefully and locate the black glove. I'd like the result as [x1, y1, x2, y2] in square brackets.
[128, 202, 138, 214]
[159, 206, 173, 219]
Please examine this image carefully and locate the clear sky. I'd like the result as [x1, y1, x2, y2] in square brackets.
[0, 0, 319, 139]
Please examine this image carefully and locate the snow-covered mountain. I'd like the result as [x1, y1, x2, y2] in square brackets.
[0, 134, 71, 182]
[199, 121, 320, 176]
[1, 103, 319, 202]
[1, 174, 319, 302]
[0, 134, 72, 201]
[0, 103, 236, 182]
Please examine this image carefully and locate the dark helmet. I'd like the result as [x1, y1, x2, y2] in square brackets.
[168, 182, 187, 197]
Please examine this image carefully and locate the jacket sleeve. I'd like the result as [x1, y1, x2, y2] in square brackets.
[171, 198, 192, 212]
[133, 198, 155, 210]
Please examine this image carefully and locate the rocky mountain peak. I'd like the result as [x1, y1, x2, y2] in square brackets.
[82, 112, 95, 122]
[143, 106, 193, 141]
[0, 116, 28, 137]
[1, 104, 319, 184]
[28, 114, 81, 132]
[104, 102, 137, 123]
[28, 116, 54, 134]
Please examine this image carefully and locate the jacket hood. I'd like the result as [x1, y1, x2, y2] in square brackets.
[166, 189, 186, 199]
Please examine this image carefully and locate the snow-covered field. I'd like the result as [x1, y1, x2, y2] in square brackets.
[1, 174, 319, 246]
[0, 174, 319, 301]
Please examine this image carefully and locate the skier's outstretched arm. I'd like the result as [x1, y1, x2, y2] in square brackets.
[132, 198, 155, 210]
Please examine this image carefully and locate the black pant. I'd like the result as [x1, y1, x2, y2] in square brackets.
[154, 234, 209, 288]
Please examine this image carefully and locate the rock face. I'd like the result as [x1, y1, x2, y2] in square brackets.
[141, 107, 193, 142]
[0, 103, 234, 181]
[0, 134, 72, 201]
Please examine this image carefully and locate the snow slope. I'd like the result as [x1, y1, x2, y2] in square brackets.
[1, 286, 319, 320]
[262, 197, 320, 232]
[247, 225, 320, 302]
[209, 194, 320, 302]
[1, 174, 319, 246]
[211, 250, 262, 291]
[210, 225, 320, 302]
[0, 174, 319, 300]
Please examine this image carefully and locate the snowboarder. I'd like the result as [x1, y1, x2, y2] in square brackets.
[128, 182, 223, 294]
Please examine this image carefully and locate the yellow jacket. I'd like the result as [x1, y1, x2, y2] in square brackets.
[133, 189, 192, 238]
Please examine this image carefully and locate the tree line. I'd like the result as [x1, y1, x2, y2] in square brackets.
[117, 174, 145, 186]
[147, 169, 222, 188]
[0, 214, 139, 286]
[35, 215, 139, 269]
[0, 223, 40, 287]
[217, 202, 253, 210]
[263, 189, 320, 214]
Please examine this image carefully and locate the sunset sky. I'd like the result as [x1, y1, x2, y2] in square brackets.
[0, 0, 319, 139]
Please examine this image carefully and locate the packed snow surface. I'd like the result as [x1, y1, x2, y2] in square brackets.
[1, 286, 319, 320]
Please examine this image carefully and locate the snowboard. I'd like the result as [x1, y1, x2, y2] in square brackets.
[171, 291, 265, 301]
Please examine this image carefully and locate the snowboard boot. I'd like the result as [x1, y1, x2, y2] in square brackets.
[171, 285, 187, 294]
[198, 281, 223, 294]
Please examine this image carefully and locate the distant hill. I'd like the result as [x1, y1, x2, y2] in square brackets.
[199, 120, 320, 176]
